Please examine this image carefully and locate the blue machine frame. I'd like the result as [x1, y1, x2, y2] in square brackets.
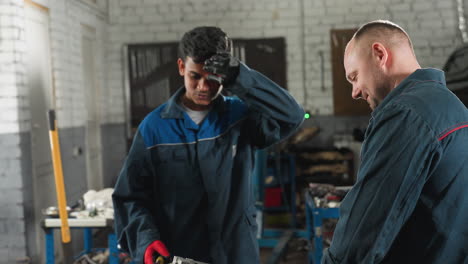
[253, 149, 298, 229]
[305, 191, 340, 264]
[42, 221, 120, 264]
[253, 149, 308, 264]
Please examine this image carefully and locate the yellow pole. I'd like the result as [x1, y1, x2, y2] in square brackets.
[48, 110, 71, 243]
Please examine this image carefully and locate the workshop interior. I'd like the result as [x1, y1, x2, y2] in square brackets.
[1, 0, 468, 263]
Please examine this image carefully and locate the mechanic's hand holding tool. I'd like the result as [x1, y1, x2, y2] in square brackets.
[144, 240, 170, 264]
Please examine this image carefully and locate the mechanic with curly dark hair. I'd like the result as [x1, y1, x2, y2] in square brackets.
[112, 26, 304, 264]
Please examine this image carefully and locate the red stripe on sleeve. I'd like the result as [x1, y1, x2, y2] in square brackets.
[438, 125, 468, 141]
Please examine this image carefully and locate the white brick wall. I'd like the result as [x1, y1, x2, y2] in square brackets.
[0, 0, 25, 135]
[19, 0, 461, 126]
[49, 0, 109, 128]
[2, 0, 110, 131]
[0, 0, 110, 262]
[0, 2, 28, 260]
[107, 0, 464, 116]
[107, 0, 306, 122]
[302, 0, 463, 114]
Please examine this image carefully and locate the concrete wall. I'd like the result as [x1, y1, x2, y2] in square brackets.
[0, 132, 31, 263]
[0, 0, 30, 262]
[101, 123, 127, 187]
[58, 127, 88, 203]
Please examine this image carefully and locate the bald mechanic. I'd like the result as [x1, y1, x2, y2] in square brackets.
[112, 26, 304, 264]
[323, 20, 468, 263]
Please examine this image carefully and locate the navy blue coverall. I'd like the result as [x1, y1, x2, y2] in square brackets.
[323, 69, 468, 263]
[112, 63, 304, 264]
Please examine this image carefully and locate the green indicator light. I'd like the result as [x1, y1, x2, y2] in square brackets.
[304, 113, 310, 119]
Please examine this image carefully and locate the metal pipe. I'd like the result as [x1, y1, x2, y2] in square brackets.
[300, 0, 308, 109]
[319, 50, 325, 92]
[123, 45, 132, 141]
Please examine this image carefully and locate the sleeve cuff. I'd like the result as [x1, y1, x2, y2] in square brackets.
[227, 63, 254, 97]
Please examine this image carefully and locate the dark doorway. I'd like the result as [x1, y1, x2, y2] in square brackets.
[235, 37, 287, 89]
[331, 29, 371, 116]
[127, 42, 182, 133]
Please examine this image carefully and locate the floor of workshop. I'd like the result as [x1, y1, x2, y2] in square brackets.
[259, 238, 309, 264]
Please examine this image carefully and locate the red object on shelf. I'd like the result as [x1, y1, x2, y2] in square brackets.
[264, 187, 282, 207]
[327, 195, 341, 201]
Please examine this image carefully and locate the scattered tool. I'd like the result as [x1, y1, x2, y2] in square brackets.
[155, 256, 209, 264]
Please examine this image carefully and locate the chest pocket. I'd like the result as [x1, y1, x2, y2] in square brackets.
[152, 145, 202, 203]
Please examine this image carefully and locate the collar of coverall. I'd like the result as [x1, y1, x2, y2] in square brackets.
[370, 68, 446, 118]
[160, 86, 227, 119]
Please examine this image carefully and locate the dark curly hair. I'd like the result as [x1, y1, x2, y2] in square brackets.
[178, 26, 230, 64]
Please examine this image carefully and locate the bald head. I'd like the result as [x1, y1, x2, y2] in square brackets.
[343, 20, 421, 110]
[345, 20, 420, 81]
[353, 20, 414, 52]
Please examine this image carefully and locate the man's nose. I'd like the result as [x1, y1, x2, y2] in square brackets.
[352, 85, 362, 100]
[198, 78, 210, 91]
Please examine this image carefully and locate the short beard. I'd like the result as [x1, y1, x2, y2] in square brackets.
[372, 68, 393, 108]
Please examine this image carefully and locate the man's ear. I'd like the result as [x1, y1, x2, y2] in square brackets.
[177, 58, 185, 76]
[371, 42, 390, 68]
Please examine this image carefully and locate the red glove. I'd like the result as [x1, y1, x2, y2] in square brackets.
[144, 240, 170, 264]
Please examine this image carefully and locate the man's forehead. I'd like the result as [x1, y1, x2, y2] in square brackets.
[344, 38, 357, 57]
[184, 56, 198, 65]
[185, 57, 203, 68]
[344, 41, 361, 83]
[184, 57, 211, 76]
[344, 40, 356, 69]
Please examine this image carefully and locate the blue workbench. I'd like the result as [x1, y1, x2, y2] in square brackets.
[41, 218, 119, 264]
[305, 192, 340, 264]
